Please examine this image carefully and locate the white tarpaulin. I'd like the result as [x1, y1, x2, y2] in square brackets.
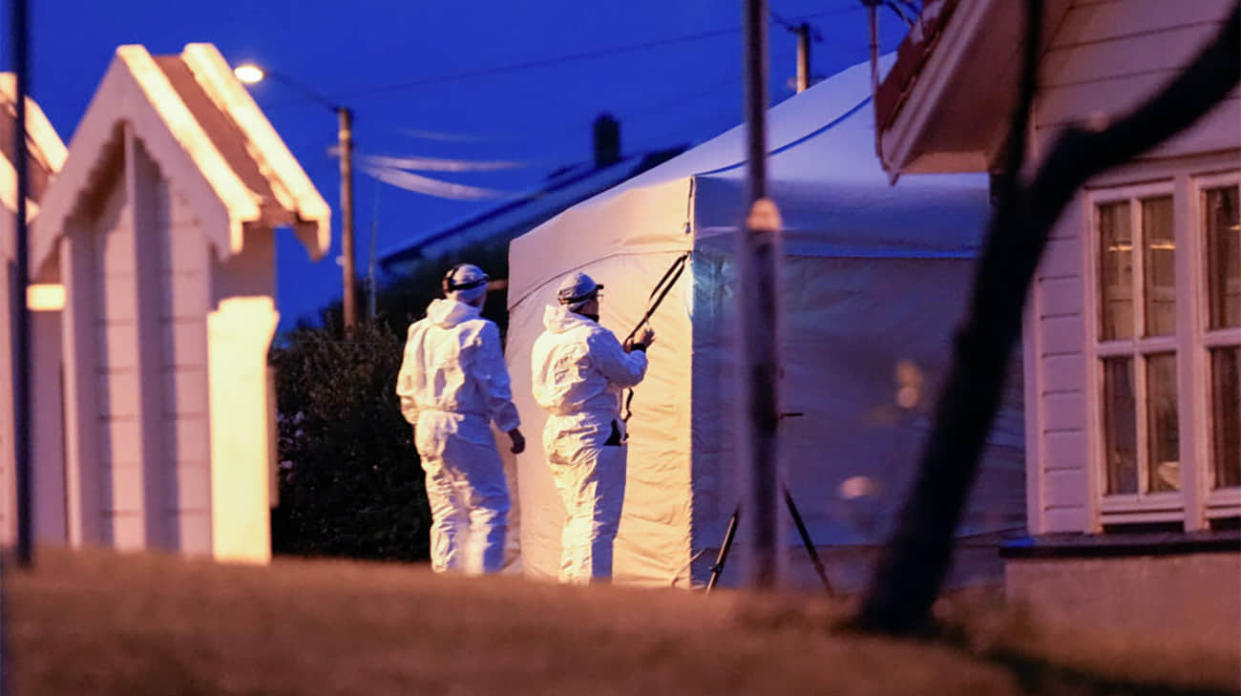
[505, 58, 1024, 591]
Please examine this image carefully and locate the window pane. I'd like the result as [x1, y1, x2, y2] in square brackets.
[1099, 201, 1133, 340]
[1211, 346, 1241, 489]
[1103, 357, 1137, 494]
[1206, 186, 1240, 330]
[1146, 353, 1180, 492]
[1142, 196, 1176, 337]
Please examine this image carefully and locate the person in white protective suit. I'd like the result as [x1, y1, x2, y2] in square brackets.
[531, 272, 655, 584]
[396, 263, 525, 575]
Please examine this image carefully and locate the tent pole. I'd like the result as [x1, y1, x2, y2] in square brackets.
[705, 507, 740, 593]
[740, 0, 784, 590]
[784, 487, 835, 596]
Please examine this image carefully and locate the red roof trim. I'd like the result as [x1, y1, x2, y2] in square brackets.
[874, 0, 962, 133]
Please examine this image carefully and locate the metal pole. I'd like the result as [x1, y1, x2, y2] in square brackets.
[337, 106, 357, 332]
[795, 23, 811, 93]
[743, 0, 768, 205]
[705, 507, 740, 594]
[740, 0, 784, 590]
[784, 487, 834, 596]
[868, 3, 881, 108]
[11, 0, 33, 568]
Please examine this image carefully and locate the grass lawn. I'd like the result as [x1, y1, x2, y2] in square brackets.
[5, 549, 1238, 695]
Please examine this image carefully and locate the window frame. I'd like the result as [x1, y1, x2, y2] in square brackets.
[1083, 168, 1241, 529]
[1192, 171, 1241, 518]
[1085, 180, 1184, 522]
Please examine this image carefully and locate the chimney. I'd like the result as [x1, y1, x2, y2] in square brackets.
[593, 113, 620, 169]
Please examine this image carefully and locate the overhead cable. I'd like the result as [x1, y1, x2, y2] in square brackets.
[324, 4, 863, 101]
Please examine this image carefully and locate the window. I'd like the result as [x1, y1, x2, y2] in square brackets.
[1094, 191, 1181, 505]
[1203, 183, 1240, 494]
[1088, 173, 1241, 526]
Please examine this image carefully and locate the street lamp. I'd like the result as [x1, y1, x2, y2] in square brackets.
[234, 62, 358, 331]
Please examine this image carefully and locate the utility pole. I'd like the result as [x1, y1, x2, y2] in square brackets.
[366, 206, 379, 321]
[740, 0, 785, 590]
[795, 23, 811, 93]
[10, 0, 32, 567]
[232, 67, 357, 333]
[338, 106, 357, 331]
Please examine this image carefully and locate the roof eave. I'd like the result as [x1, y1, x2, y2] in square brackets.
[33, 43, 331, 274]
[876, 0, 1000, 174]
[180, 43, 331, 261]
[0, 74, 68, 173]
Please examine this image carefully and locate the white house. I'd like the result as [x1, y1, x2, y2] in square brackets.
[0, 75, 67, 547]
[27, 43, 330, 563]
[873, 0, 1239, 637]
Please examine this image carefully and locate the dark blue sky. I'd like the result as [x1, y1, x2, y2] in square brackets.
[15, 0, 908, 329]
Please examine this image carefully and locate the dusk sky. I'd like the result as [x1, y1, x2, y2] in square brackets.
[12, 0, 909, 329]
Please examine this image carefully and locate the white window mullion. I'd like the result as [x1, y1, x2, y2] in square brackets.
[1098, 340, 1137, 358]
[1131, 197, 1153, 499]
[1085, 200, 1105, 531]
[1198, 175, 1241, 520]
[1179, 172, 1205, 529]
[1203, 328, 1241, 348]
[1135, 352, 1151, 496]
[1135, 336, 1179, 355]
[1133, 197, 1147, 343]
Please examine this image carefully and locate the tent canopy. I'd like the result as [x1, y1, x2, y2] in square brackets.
[506, 58, 1019, 589]
[509, 56, 988, 310]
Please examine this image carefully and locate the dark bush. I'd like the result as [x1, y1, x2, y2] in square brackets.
[270, 320, 430, 561]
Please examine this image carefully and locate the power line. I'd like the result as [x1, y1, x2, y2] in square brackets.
[263, 2, 877, 200]
[320, 4, 863, 102]
[770, 9, 824, 40]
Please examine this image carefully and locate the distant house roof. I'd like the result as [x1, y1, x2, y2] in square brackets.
[32, 43, 331, 274]
[0, 74, 67, 218]
[378, 146, 685, 274]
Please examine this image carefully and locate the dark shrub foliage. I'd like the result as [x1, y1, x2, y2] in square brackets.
[270, 320, 430, 561]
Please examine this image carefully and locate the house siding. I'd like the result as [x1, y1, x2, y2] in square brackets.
[1036, 0, 1239, 158]
[86, 135, 218, 553]
[156, 172, 213, 554]
[1031, 190, 1090, 532]
[91, 159, 145, 548]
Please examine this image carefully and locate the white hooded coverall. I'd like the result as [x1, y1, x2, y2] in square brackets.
[397, 299, 520, 574]
[531, 305, 648, 583]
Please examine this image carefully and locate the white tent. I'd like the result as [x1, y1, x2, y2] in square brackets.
[505, 59, 1024, 590]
